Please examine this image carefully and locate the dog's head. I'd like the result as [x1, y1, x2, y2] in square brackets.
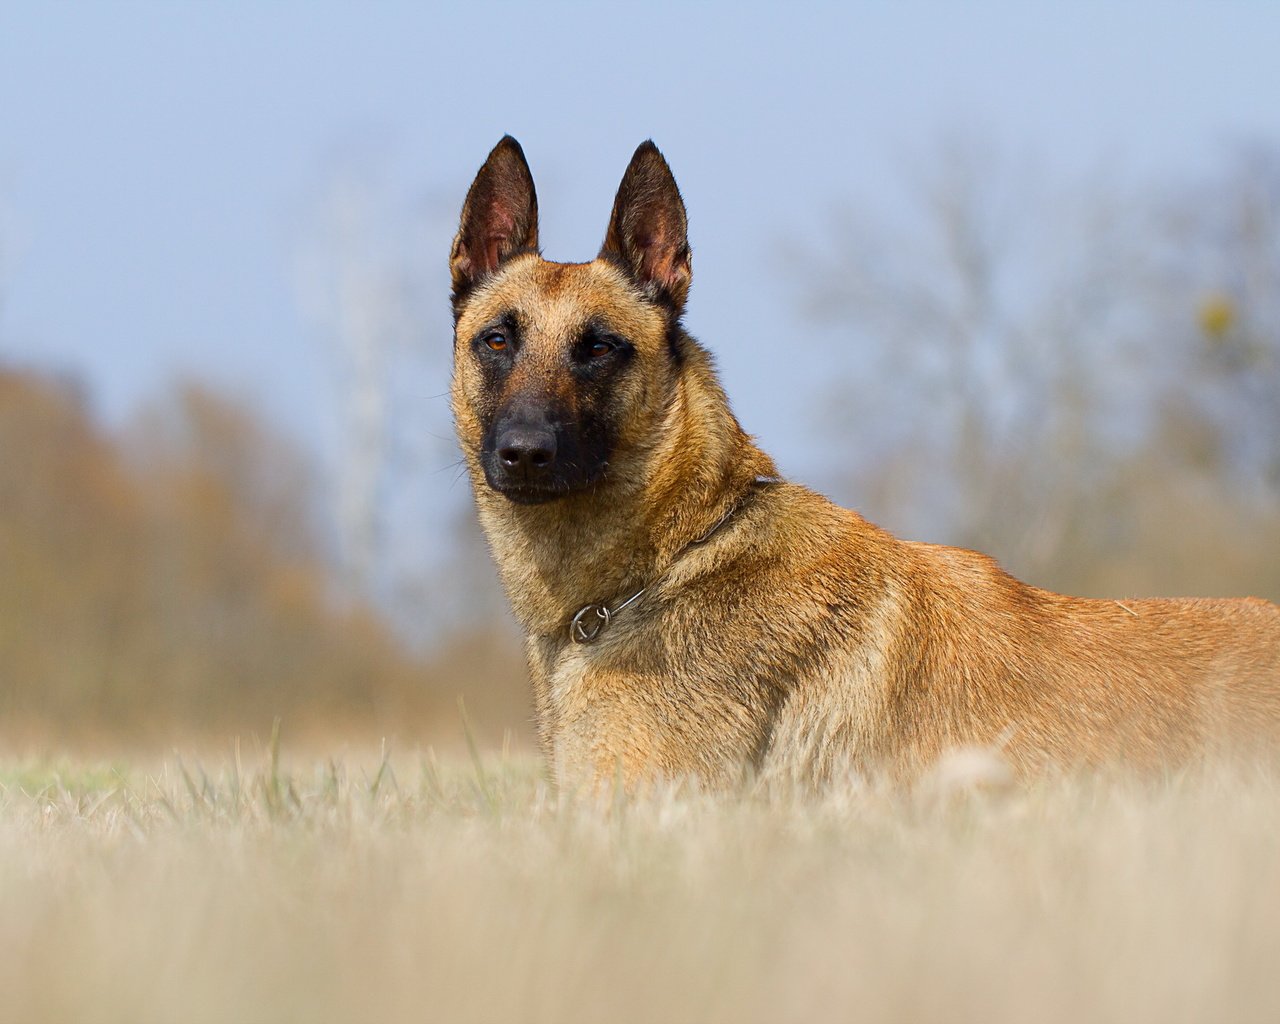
[449, 137, 692, 505]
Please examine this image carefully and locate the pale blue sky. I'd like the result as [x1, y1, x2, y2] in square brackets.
[2, 1, 1278, 490]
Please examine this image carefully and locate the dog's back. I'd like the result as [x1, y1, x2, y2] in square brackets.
[757, 498, 1280, 782]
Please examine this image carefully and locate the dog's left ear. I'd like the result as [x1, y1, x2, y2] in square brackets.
[600, 141, 691, 312]
[451, 135, 540, 302]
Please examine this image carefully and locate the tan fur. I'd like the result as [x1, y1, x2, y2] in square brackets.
[450, 139, 1280, 791]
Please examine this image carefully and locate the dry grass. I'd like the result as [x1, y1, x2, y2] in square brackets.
[2, 738, 1279, 1024]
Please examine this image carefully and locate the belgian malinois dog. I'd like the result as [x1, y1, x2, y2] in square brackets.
[450, 136, 1280, 789]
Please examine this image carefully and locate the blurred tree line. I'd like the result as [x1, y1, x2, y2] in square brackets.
[0, 371, 528, 746]
[800, 141, 1279, 601]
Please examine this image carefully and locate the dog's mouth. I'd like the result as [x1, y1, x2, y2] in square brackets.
[481, 460, 609, 505]
[487, 479, 573, 505]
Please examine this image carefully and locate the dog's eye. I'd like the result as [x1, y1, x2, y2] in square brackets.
[587, 339, 614, 358]
[483, 332, 508, 352]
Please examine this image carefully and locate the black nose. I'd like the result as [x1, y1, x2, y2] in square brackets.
[496, 424, 557, 479]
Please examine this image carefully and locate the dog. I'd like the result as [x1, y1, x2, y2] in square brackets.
[449, 136, 1280, 789]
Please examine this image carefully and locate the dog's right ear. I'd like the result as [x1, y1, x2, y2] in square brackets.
[450, 136, 539, 303]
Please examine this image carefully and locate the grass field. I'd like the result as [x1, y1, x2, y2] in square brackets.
[3, 734, 1279, 1024]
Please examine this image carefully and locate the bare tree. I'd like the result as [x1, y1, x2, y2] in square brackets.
[1149, 144, 1280, 492]
[798, 137, 1160, 585]
[799, 138, 1280, 599]
[297, 170, 417, 598]
[294, 161, 506, 647]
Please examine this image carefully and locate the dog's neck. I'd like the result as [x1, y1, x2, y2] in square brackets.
[470, 347, 777, 639]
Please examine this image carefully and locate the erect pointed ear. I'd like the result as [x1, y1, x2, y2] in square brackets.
[450, 136, 539, 301]
[600, 141, 691, 312]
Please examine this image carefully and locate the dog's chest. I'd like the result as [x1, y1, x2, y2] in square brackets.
[545, 642, 593, 716]
[536, 633, 721, 787]
[542, 642, 637, 786]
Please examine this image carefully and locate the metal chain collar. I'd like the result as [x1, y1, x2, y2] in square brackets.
[568, 475, 782, 644]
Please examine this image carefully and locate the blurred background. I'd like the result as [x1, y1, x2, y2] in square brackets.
[1, 2, 1277, 752]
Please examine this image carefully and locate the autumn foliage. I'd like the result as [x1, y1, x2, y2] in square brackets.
[0, 369, 524, 744]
